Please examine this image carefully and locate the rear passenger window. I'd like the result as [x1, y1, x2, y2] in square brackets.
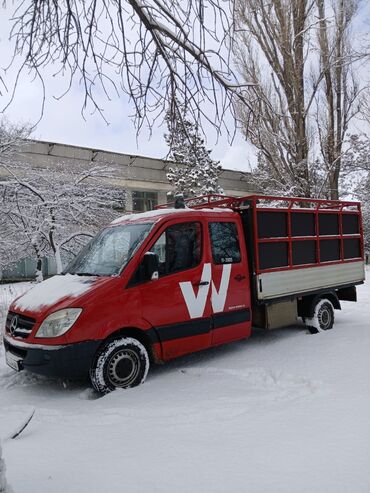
[209, 222, 241, 264]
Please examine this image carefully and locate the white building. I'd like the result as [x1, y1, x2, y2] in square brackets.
[18, 140, 256, 211]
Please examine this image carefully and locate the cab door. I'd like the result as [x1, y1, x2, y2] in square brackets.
[208, 219, 252, 345]
[138, 219, 213, 360]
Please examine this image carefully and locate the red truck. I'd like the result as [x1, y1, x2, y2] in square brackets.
[3, 194, 365, 393]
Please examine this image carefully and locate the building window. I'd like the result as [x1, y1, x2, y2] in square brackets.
[132, 191, 158, 212]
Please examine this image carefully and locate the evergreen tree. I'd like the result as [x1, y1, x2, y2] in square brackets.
[165, 103, 223, 197]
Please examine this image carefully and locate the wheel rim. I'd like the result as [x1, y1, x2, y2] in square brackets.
[318, 307, 331, 330]
[107, 349, 141, 387]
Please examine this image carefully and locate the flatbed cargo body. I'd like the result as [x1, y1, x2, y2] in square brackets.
[241, 195, 364, 302]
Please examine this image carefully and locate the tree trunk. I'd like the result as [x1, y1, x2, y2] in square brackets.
[317, 0, 354, 200]
[32, 241, 44, 282]
[35, 256, 43, 283]
[48, 208, 63, 274]
[0, 444, 10, 493]
[235, 0, 360, 200]
[54, 245, 63, 274]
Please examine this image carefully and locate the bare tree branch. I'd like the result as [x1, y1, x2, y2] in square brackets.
[2, 0, 257, 138]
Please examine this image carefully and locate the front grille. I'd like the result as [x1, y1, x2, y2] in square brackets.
[5, 311, 36, 339]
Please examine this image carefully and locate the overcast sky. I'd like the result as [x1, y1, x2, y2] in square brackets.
[0, 2, 369, 172]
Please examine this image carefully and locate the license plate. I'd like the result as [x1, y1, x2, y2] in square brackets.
[5, 351, 23, 372]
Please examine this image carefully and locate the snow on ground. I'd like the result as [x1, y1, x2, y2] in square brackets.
[0, 271, 369, 493]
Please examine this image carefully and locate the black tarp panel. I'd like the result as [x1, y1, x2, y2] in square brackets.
[319, 213, 339, 235]
[342, 214, 359, 235]
[291, 212, 315, 237]
[343, 238, 361, 259]
[292, 240, 316, 265]
[320, 239, 340, 262]
[257, 211, 287, 238]
[259, 242, 288, 269]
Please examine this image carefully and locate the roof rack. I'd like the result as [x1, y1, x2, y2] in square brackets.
[155, 194, 233, 210]
[155, 194, 361, 212]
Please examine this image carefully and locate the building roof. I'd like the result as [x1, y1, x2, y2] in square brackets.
[15, 139, 256, 196]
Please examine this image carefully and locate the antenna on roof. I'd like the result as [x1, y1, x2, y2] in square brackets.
[174, 194, 186, 209]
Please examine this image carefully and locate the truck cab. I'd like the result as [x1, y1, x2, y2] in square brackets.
[4, 205, 252, 392]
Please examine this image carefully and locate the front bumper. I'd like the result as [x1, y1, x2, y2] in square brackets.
[3, 335, 101, 380]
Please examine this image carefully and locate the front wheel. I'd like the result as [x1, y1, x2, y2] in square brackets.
[90, 337, 150, 394]
[304, 299, 335, 334]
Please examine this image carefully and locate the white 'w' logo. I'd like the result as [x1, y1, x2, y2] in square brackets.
[179, 263, 231, 319]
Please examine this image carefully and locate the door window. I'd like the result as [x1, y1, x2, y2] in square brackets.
[151, 222, 202, 276]
[209, 222, 241, 264]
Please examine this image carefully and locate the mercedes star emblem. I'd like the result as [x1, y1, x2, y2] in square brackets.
[9, 315, 18, 336]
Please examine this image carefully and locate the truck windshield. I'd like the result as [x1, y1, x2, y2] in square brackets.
[65, 222, 154, 276]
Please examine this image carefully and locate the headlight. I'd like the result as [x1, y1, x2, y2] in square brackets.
[35, 308, 82, 338]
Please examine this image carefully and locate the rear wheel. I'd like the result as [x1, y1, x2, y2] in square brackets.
[304, 299, 335, 334]
[90, 337, 150, 394]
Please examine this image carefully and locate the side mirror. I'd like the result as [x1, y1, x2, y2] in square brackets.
[142, 252, 159, 281]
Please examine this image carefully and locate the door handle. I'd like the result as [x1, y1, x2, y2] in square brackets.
[234, 274, 246, 282]
[193, 281, 210, 286]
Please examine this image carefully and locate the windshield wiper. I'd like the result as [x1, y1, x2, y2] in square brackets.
[69, 272, 101, 277]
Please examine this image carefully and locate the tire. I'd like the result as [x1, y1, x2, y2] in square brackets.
[90, 337, 150, 394]
[304, 299, 335, 334]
